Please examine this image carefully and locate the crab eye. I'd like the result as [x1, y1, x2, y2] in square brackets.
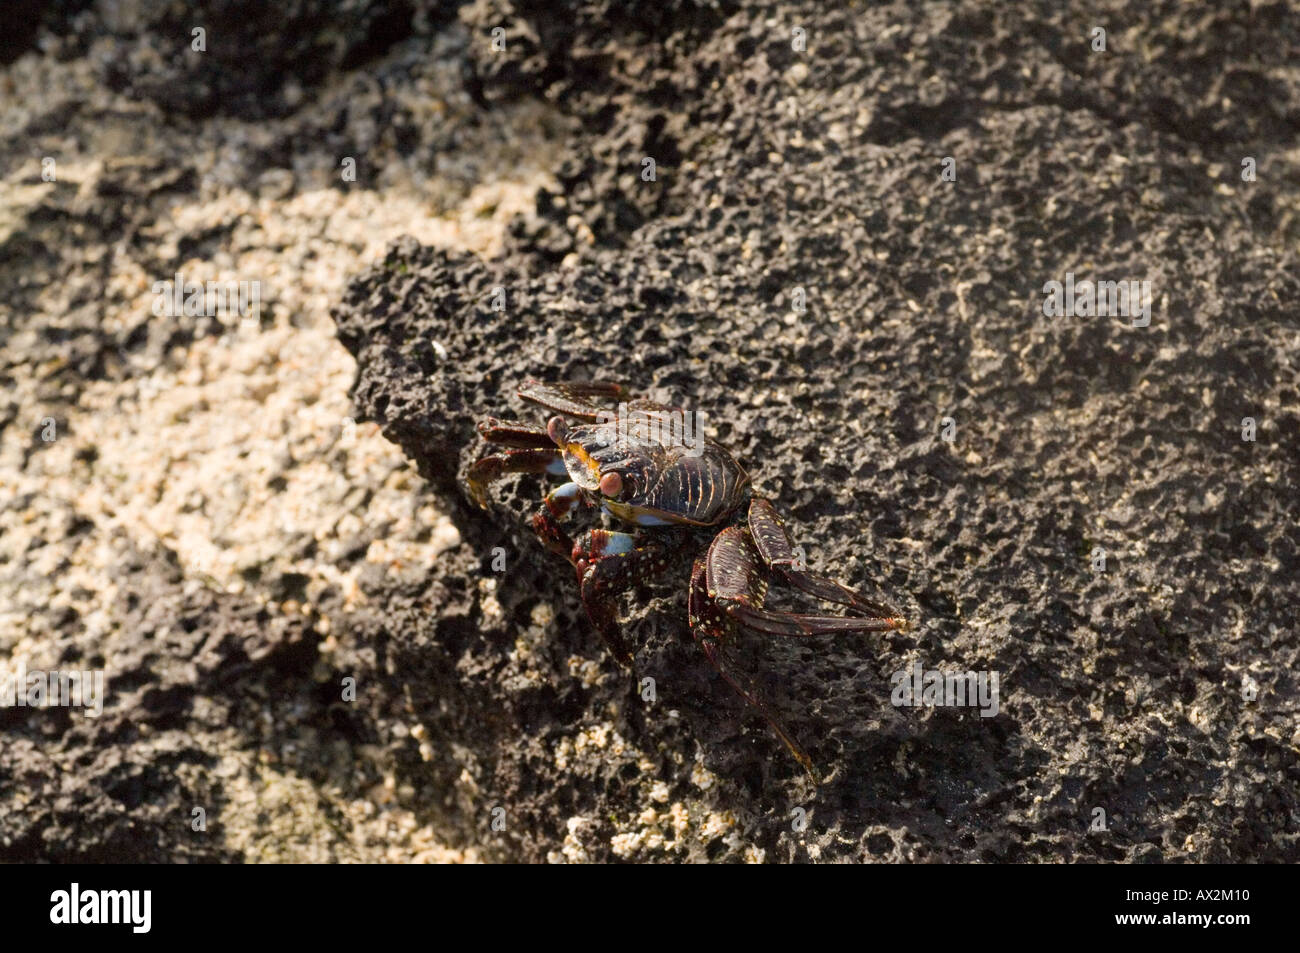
[546, 416, 568, 445]
[599, 471, 623, 498]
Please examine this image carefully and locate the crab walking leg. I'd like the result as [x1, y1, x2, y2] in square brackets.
[531, 481, 588, 560]
[476, 416, 556, 448]
[707, 526, 906, 637]
[746, 497, 906, 624]
[726, 603, 905, 636]
[571, 529, 679, 667]
[688, 559, 818, 780]
[467, 448, 564, 508]
[518, 380, 626, 421]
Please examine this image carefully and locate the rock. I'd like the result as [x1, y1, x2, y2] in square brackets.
[2, 0, 1296, 863]
[333, 0, 1300, 861]
[0, 0, 540, 863]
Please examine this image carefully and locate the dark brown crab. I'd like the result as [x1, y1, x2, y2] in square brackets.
[467, 380, 908, 778]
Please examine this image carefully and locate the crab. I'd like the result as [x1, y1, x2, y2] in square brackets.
[467, 380, 908, 778]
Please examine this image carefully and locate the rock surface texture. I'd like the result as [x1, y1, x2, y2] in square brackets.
[335, 0, 1300, 863]
[2, 0, 1297, 862]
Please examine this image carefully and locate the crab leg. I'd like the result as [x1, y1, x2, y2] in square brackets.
[688, 559, 817, 780]
[572, 529, 680, 666]
[707, 525, 905, 637]
[518, 380, 626, 421]
[476, 416, 555, 448]
[746, 497, 905, 624]
[531, 481, 588, 559]
[467, 448, 564, 508]
[725, 603, 903, 636]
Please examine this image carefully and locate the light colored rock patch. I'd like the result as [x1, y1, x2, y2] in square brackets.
[0, 38, 559, 863]
[205, 752, 481, 864]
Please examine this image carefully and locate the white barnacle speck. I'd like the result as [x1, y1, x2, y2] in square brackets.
[691, 759, 717, 790]
[566, 655, 603, 688]
[554, 737, 573, 771]
[611, 831, 644, 857]
[700, 810, 735, 839]
[1189, 705, 1212, 732]
[573, 723, 619, 756]
[457, 765, 480, 795]
[477, 577, 502, 619]
[668, 802, 689, 839]
[560, 816, 592, 864]
[615, 801, 688, 857]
